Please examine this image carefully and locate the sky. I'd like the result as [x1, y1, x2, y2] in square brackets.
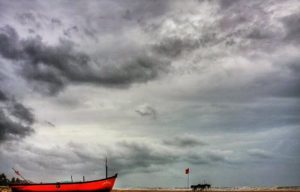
[0, 0, 300, 188]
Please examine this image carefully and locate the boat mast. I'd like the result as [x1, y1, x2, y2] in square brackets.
[12, 168, 28, 183]
[105, 157, 108, 178]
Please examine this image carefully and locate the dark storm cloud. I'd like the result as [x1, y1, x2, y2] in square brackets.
[281, 12, 300, 43]
[10, 102, 35, 124]
[0, 25, 21, 59]
[0, 101, 34, 143]
[0, 86, 35, 143]
[153, 37, 200, 58]
[163, 135, 206, 148]
[97, 55, 169, 87]
[0, 25, 170, 95]
[0, 89, 8, 101]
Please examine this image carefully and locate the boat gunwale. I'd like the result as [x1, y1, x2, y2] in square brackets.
[9, 174, 118, 186]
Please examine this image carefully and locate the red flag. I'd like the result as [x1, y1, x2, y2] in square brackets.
[185, 168, 189, 174]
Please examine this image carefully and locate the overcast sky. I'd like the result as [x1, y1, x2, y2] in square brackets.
[0, 0, 300, 188]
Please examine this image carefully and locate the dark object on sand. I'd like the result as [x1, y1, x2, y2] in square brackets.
[191, 183, 211, 191]
[9, 174, 117, 192]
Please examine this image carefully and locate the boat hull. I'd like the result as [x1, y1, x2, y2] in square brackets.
[9, 174, 117, 192]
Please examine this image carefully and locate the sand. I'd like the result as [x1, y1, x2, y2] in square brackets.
[1, 186, 300, 192]
[0, 187, 10, 192]
[112, 188, 300, 192]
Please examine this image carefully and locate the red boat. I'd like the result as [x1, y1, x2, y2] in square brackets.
[9, 174, 117, 192]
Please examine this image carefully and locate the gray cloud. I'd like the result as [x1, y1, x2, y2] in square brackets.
[153, 37, 201, 58]
[0, 0, 300, 187]
[282, 12, 300, 43]
[20, 140, 228, 177]
[145, 0, 282, 65]
[0, 89, 8, 101]
[0, 25, 170, 95]
[216, 0, 284, 52]
[10, 101, 35, 125]
[15, 12, 37, 26]
[2, 140, 180, 178]
[0, 25, 21, 59]
[108, 141, 179, 174]
[63, 26, 79, 37]
[176, 102, 300, 133]
[249, 56, 300, 99]
[185, 150, 230, 165]
[0, 84, 35, 143]
[44, 121, 55, 127]
[135, 104, 157, 119]
[248, 149, 272, 159]
[218, 0, 237, 9]
[2, 139, 230, 179]
[163, 135, 206, 148]
[15, 11, 63, 32]
[0, 99, 34, 143]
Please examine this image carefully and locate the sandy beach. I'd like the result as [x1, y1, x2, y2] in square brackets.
[112, 188, 300, 192]
[2, 186, 300, 192]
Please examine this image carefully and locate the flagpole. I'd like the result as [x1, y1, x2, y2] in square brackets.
[187, 172, 189, 189]
[185, 168, 190, 189]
